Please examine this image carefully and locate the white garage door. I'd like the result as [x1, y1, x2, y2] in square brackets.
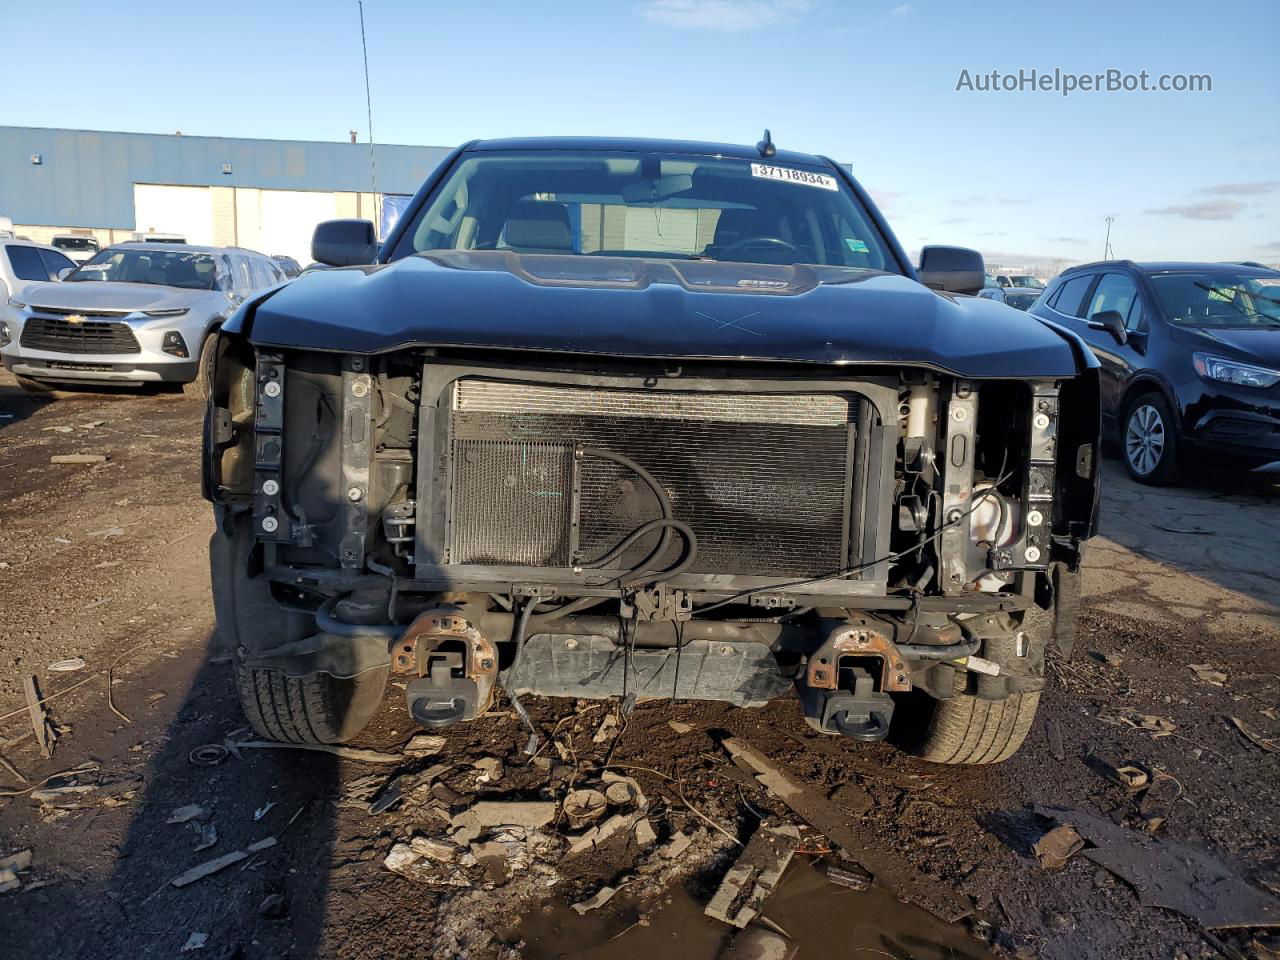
[252, 191, 338, 266]
[133, 184, 213, 245]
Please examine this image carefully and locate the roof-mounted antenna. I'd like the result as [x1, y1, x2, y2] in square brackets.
[756, 129, 776, 158]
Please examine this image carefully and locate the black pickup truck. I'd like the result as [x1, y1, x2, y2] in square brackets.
[203, 135, 1099, 763]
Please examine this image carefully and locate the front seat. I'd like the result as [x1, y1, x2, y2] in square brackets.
[707, 207, 774, 254]
[502, 202, 574, 254]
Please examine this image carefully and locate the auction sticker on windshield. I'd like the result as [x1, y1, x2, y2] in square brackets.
[751, 163, 838, 191]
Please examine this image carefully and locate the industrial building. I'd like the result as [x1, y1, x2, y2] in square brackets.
[0, 126, 451, 265]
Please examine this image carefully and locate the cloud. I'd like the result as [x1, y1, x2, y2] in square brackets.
[636, 0, 812, 31]
[1201, 182, 1280, 196]
[950, 195, 1027, 207]
[1045, 236, 1087, 244]
[941, 216, 972, 224]
[889, 3, 911, 14]
[1145, 200, 1245, 221]
[1261, 240, 1280, 250]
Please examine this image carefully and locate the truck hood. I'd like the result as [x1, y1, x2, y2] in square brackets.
[20, 280, 212, 314]
[239, 251, 1085, 378]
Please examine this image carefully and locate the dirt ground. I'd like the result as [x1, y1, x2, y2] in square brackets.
[1, 368, 1278, 960]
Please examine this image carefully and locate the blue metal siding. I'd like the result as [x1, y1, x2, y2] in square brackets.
[0, 126, 452, 229]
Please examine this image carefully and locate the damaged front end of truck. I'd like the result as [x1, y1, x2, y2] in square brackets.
[203, 252, 1099, 764]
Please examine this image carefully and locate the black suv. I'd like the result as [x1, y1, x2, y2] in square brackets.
[202, 136, 1101, 764]
[1031, 261, 1280, 483]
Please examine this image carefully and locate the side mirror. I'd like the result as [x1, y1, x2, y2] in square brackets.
[1087, 309, 1128, 345]
[56, 267, 75, 280]
[312, 219, 377, 267]
[918, 245, 985, 296]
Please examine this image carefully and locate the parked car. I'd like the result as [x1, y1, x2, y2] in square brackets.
[271, 255, 302, 278]
[2, 243, 287, 398]
[49, 235, 101, 265]
[978, 286, 1040, 311]
[1030, 260, 1279, 483]
[996, 274, 1044, 290]
[203, 135, 1100, 765]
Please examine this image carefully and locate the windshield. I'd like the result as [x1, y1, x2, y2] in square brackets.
[1011, 275, 1042, 288]
[1150, 272, 1280, 328]
[52, 237, 99, 252]
[392, 151, 899, 271]
[67, 249, 225, 290]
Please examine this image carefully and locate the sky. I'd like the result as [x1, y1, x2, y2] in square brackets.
[5, 0, 1278, 267]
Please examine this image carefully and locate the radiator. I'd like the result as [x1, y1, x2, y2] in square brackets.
[446, 380, 857, 577]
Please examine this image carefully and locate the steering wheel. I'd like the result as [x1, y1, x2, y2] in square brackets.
[717, 237, 800, 260]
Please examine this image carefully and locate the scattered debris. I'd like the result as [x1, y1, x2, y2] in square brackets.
[41, 425, 74, 434]
[592, 713, 620, 743]
[47, 658, 86, 672]
[254, 802, 276, 821]
[0, 850, 33, 894]
[170, 837, 276, 888]
[404, 734, 447, 757]
[167, 804, 210, 825]
[661, 831, 693, 859]
[50, 454, 108, 465]
[30, 783, 96, 805]
[564, 789, 608, 829]
[453, 800, 556, 830]
[1154, 524, 1214, 535]
[720, 924, 799, 960]
[1033, 824, 1085, 869]
[1034, 806, 1280, 929]
[23, 676, 54, 760]
[410, 836, 460, 862]
[1133, 715, 1177, 738]
[188, 744, 228, 767]
[259, 893, 288, 918]
[668, 720, 694, 735]
[1187, 664, 1228, 685]
[471, 757, 503, 782]
[1114, 765, 1150, 790]
[720, 736, 970, 922]
[706, 819, 801, 928]
[634, 817, 658, 848]
[1139, 772, 1183, 833]
[368, 776, 403, 815]
[572, 885, 619, 915]
[1101, 653, 1125, 668]
[825, 862, 872, 891]
[232, 740, 402, 764]
[180, 932, 209, 952]
[384, 841, 472, 888]
[194, 822, 218, 852]
[1229, 716, 1279, 753]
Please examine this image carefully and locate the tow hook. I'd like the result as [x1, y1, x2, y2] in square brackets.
[797, 623, 909, 741]
[393, 608, 498, 729]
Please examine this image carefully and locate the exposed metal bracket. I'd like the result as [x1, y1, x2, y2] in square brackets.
[940, 380, 977, 594]
[338, 355, 373, 569]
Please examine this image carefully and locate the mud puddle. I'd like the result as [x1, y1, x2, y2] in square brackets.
[518, 859, 991, 959]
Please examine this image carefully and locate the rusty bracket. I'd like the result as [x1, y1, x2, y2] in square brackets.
[391, 608, 499, 716]
[805, 624, 911, 694]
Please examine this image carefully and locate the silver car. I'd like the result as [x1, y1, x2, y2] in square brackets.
[2, 243, 287, 398]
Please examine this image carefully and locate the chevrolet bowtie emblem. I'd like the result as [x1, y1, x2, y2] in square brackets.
[66, 314, 86, 325]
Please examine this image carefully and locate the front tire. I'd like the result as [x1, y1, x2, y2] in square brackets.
[182, 334, 217, 401]
[212, 511, 387, 744]
[1123, 393, 1181, 484]
[912, 688, 1041, 764]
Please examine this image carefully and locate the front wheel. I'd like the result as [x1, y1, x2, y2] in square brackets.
[181, 333, 217, 401]
[212, 511, 387, 744]
[1123, 393, 1181, 484]
[906, 679, 1041, 764]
